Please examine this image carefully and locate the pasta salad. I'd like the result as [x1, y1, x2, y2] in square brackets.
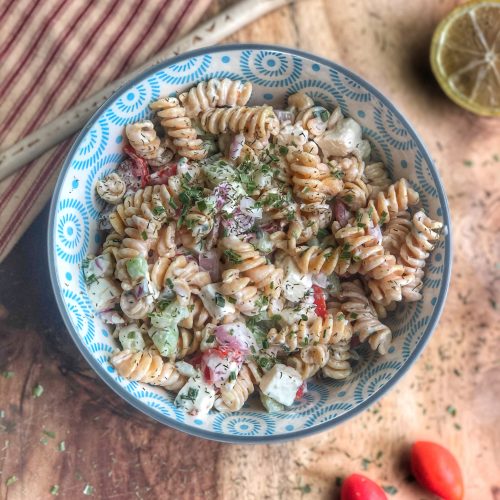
[84, 78, 443, 416]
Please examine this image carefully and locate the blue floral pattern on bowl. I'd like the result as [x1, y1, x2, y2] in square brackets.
[48, 45, 451, 443]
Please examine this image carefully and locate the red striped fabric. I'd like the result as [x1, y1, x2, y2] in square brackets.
[0, 0, 212, 261]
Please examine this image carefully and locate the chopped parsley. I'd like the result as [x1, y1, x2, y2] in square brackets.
[141, 230, 148, 240]
[214, 293, 226, 307]
[2, 371, 14, 379]
[224, 249, 242, 264]
[379, 211, 388, 224]
[180, 387, 199, 403]
[206, 335, 215, 344]
[446, 405, 457, 417]
[343, 194, 354, 203]
[279, 145, 289, 155]
[229, 371, 237, 382]
[166, 278, 174, 289]
[152, 206, 165, 216]
[50, 485, 60, 496]
[85, 274, 98, 286]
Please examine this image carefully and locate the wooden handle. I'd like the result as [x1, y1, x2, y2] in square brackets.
[0, 0, 292, 182]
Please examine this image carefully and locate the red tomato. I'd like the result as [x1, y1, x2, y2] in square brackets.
[411, 441, 464, 500]
[124, 145, 149, 187]
[295, 381, 307, 400]
[312, 284, 327, 319]
[341, 474, 387, 500]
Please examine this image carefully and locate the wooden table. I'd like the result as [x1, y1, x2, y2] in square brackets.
[1, 1, 499, 498]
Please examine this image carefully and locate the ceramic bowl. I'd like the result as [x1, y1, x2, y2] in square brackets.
[48, 44, 452, 443]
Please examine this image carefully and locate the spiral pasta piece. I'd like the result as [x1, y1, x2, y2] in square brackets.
[214, 364, 256, 412]
[221, 237, 283, 298]
[295, 105, 330, 136]
[339, 280, 392, 354]
[125, 120, 173, 166]
[199, 106, 279, 143]
[156, 221, 177, 258]
[300, 344, 330, 366]
[364, 161, 392, 197]
[329, 154, 364, 182]
[398, 211, 443, 301]
[179, 296, 211, 330]
[293, 244, 354, 276]
[96, 173, 126, 205]
[340, 177, 370, 210]
[286, 354, 322, 379]
[219, 269, 262, 316]
[287, 142, 343, 207]
[111, 348, 186, 390]
[267, 321, 309, 352]
[365, 178, 419, 225]
[382, 211, 412, 256]
[308, 311, 352, 345]
[176, 328, 203, 359]
[120, 292, 153, 319]
[178, 78, 253, 118]
[150, 97, 206, 160]
[322, 341, 354, 380]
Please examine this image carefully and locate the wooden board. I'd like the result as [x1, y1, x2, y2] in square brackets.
[1, 0, 499, 498]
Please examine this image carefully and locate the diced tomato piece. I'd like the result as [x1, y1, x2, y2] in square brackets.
[295, 381, 307, 400]
[312, 284, 327, 319]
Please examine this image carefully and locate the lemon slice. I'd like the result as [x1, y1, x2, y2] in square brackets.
[430, 0, 500, 117]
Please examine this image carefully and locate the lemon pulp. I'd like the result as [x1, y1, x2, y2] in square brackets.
[431, 0, 500, 117]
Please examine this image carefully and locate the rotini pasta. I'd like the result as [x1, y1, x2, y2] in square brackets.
[87, 79, 442, 416]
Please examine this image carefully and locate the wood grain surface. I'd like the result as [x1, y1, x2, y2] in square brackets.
[1, 1, 499, 499]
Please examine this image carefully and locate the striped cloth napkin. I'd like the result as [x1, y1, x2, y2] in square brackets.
[0, 0, 212, 262]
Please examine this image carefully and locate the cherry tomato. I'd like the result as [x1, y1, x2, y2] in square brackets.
[295, 381, 307, 400]
[124, 145, 149, 187]
[341, 474, 387, 500]
[411, 441, 464, 500]
[312, 284, 327, 319]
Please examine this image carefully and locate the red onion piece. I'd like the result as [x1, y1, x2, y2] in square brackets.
[222, 209, 255, 236]
[312, 273, 328, 288]
[213, 183, 231, 210]
[239, 197, 262, 219]
[229, 133, 245, 161]
[201, 347, 244, 386]
[333, 198, 351, 227]
[214, 323, 257, 354]
[133, 279, 149, 299]
[199, 249, 221, 281]
[146, 163, 177, 185]
[98, 310, 124, 325]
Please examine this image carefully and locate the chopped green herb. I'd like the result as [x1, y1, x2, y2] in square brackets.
[262, 339, 269, 349]
[197, 200, 207, 212]
[50, 485, 60, 496]
[317, 228, 329, 240]
[83, 484, 94, 496]
[223, 249, 242, 264]
[168, 198, 178, 210]
[166, 278, 174, 289]
[229, 371, 237, 382]
[152, 206, 165, 216]
[214, 293, 226, 308]
[446, 405, 457, 417]
[279, 145, 289, 155]
[463, 159, 473, 167]
[140, 230, 148, 240]
[490, 299, 497, 310]
[2, 371, 14, 379]
[180, 387, 199, 403]
[6, 476, 17, 487]
[58, 441, 66, 452]
[343, 194, 353, 203]
[350, 312, 358, 319]
[227, 296, 237, 304]
[85, 274, 98, 286]
[454, 423, 462, 430]
[335, 477, 343, 487]
[493, 154, 499, 162]
[43, 430, 56, 439]
[294, 483, 312, 494]
[376, 450, 383, 460]
[379, 211, 388, 225]
[206, 335, 215, 344]
[32, 384, 44, 398]
[300, 314, 308, 321]
[40, 437, 49, 445]
[382, 485, 398, 495]
[361, 457, 371, 470]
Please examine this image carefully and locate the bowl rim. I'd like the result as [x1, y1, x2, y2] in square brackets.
[48, 43, 452, 444]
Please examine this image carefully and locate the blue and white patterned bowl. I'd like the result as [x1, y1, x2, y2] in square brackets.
[48, 45, 451, 443]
